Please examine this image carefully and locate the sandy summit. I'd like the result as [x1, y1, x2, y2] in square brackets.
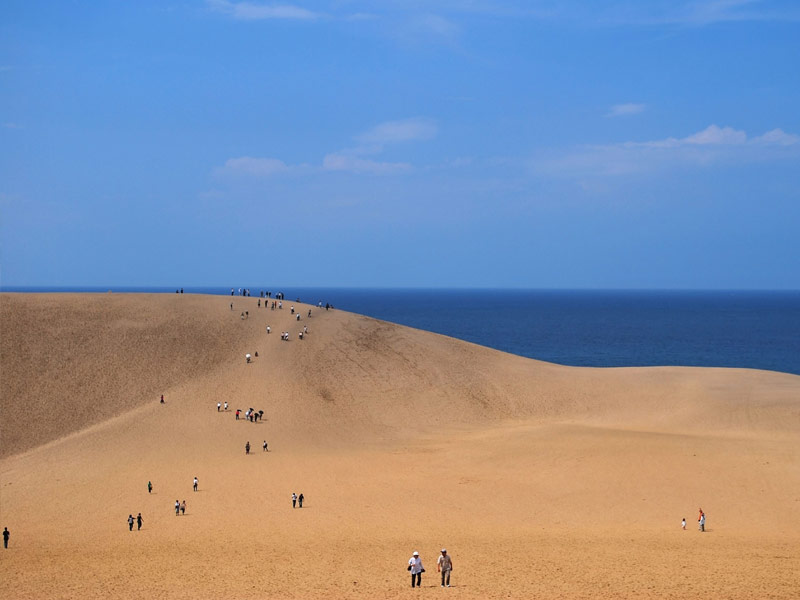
[1, 292, 798, 599]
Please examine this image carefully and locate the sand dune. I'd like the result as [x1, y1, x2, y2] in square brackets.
[1, 293, 798, 599]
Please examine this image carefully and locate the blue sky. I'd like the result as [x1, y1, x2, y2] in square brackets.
[2, 0, 799, 288]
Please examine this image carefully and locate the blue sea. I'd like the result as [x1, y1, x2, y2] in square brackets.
[4, 287, 800, 376]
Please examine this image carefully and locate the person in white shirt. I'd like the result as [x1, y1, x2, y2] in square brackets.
[437, 548, 453, 587]
[408, 551, 424, 588]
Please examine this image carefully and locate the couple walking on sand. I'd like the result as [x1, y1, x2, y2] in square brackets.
[127, 513, 143, 531]
[408, 549, 453, 588]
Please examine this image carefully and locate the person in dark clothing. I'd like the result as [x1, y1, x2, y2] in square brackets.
[148, 481, 152, 494]
[4, 527, 10, 548]
[128, 515, 134, 531]
[137, 513, 143, 531]
[298, 493, 304, 508]
[160, 395, 165, 404]
[245, 441, 251, 454]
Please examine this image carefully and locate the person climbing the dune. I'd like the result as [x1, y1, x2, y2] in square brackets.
[408, 551, 424, 588]
[437, 548, 453, 587]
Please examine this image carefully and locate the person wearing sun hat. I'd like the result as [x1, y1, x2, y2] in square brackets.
[408, 551, 424, 588]
[437, 548, 453, 587]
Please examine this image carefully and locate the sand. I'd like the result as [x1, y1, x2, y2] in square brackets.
[1, 292, 798, 599]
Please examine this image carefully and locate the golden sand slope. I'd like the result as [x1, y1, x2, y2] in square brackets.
[1, 293, 798, 599]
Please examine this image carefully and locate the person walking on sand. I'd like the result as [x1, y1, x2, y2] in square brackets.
[682, 518, 686, 530]
[292, 493, 297, 508]
[224, 401, 228, 411]
[128, 515, 134, 531]
[181, 500, 186, 515]
[175, 500, 180, 516]
[147, 481, 152, 494]
[137, 513, 143, 531]
[3, 527, 9, 549]
[217, 402, 221, 412]
[236, 409, 240, 420]
[263, 440, 268, 452]
[193, 477, 198, 492]
[698, 508, 706, 532]
[408, 551, 424, 588]
[298, 493, 304, 508]
[437, 549, 453, 587]
[160, 395, 165, 404]
[245, 441, 251, 455]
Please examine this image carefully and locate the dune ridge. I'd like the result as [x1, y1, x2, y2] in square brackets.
[1, 293, 798, 599]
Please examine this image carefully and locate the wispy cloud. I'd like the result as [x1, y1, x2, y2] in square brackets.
[215, 157, 291, 176]
[412, 13, 460, 42]
[352, 117, 438, 153]
[204, 0, 800, 28]
[207, 0, 320, 20]
[535, 125, 800, 177]
[607, 103, 646, 117]
[327, 117, 438, 172]
[215, 117, 437, 177]
[322, 154, 412, 175]
[598, 0, 800, 26]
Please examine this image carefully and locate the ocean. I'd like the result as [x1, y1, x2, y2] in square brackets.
[4, 287, 799, 376]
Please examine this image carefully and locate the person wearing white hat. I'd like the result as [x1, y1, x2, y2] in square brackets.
[437, 548, 453, 587]
[408, 551, 424, 588]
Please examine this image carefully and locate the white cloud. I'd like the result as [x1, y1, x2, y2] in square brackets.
[619, 125, 750, 150]
[356, 117, 438, 148]
[683, 124, 747, 145]
[216, 156, 290, 176]
[535, 125, 800, 177]
[215, 117, 436, 177]
[752, 128, 800, 146]
[415, 13, 460, 39]
[322, 153, 412, 175]
[207, 0, 319, 20]
[328, 117, 438, 173]
[607, 103, 646, 117]
[588, 0, 800, 26]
